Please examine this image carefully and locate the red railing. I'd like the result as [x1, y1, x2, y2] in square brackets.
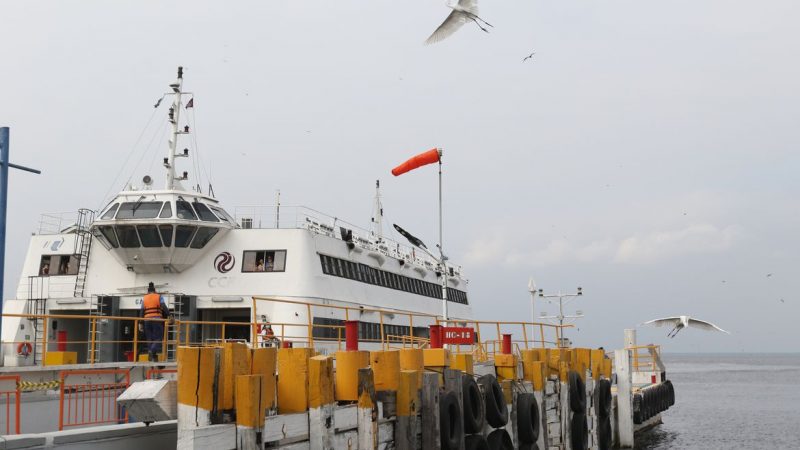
[0, 375, 21, 435]
[58, 369, 130, 430]
[145, 368, 177, 379]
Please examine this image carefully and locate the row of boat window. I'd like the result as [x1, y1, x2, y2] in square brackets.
[94, 224, 219, 249]
[319, 254, 469, 305]
[100, 200, 235, 224]
[312, 317, 431, 341]
[38, 254, 79, 276]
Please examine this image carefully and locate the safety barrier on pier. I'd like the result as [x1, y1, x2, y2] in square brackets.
[629, 345, 662, 371]
[437, 319, 570, 362]
[58, 369, 130, 430]
[0, 375, 21, 435]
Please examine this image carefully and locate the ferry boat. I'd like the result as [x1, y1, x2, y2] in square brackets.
[0, 67, 471, 367]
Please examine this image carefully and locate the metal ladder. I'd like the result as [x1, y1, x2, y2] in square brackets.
[73, 208, 95, 298]
[166, 295, 184, 362]
[85, 295, 105, 363]
[27, 276, 47, 365]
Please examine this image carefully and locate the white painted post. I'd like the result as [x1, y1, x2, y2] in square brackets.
[615, 349, 634, 447]
[624, 329, 636, 349]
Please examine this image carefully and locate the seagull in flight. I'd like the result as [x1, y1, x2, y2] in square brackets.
[640, 315, 730, 338]
[426, 0, 493, 45]
[522, 51, 536, 62]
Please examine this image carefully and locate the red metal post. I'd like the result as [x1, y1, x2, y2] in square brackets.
[281, 341, 293, 348]
[501, 333, 512, 354]
[345, 320, 359, 351]
[430, 325, 442, 349]
[57, 330, 67, 352]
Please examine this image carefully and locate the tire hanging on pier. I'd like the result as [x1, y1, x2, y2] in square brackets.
[570, 412, 588, 450]
[632, 393, 643, 424]
[568, 371, 586, 413]
[465, 434, 490, 450]
[462, 374, 485, 434]
[594, 379, 612, 418]
[487, 428, 514, 450]
[516, 393, 540, 444]
[479, 375, 508, 428]
[665, 379, 675, 406]
[597, 416, 613, 450]
[440, 391, 464, 450]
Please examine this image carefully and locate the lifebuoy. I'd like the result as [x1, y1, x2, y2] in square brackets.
[568, 371, 586, 413]
[516, 393, 540, 444]
[462, 374, 485, 433]
[17, 342, 33, 357]
[439, 391, 463, 450]
[487, 429, 514, 450]
[478, 375, 508, 428]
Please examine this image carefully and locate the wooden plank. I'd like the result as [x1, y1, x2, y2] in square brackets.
[176, 423, 236, 450]
[421, 371, 441, 450]
[335, 404, 358, 431]
[263, 412, 309, 443]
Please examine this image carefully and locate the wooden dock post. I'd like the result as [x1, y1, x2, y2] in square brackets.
[396, 370, 421, 450]
[615, 349, 634, 447]
[357, 368, 378, 450]
[443, 368, 465, 450]
[308, 355, 335, 450]
[421, 371, 441, 450]
[235, 374, 263, 450]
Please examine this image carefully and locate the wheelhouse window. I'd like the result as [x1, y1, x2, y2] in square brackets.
[39, 255, 80, 276]
[116, 201, 163, 219]
[242, 250, 287, 272]
[176, 200, 198, 220]
[159, 202, 173, 218]
[174, 225, 197, 247]
[210, 206, 235, 224]
[159, 225, 173, 246]
[190, 227, 219, 249]
[100, 203, 119, 220]
[98, 225, 119, 248]
[137, 225, 162, 247]
[192, 202, 219, 222]
[116, 225, 140, 248]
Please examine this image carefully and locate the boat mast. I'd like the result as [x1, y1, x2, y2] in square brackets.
[165, 66, 186, 190]
[372, 180, 383, 242]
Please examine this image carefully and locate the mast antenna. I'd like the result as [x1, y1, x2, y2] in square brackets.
[372, 179, 383, 242]
[164, 66, 188, 190]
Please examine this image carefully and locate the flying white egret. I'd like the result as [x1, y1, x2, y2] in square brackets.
[425, 0, 493, 45]
[640, 315, 730, 338]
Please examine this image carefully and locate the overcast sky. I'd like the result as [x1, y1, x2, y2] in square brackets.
[1, 1, 798, 352]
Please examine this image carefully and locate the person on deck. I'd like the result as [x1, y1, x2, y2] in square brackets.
[139, 282, 170, 362]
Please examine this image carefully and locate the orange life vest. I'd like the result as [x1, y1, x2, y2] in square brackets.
[143, 293, 163, 318]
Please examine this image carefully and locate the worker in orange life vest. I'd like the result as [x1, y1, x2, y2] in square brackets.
[139, 282, 169, 362]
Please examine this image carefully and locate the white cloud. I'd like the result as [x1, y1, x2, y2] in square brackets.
[462, 223, 742, 268]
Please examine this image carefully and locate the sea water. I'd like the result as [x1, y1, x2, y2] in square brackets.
[636, 353, 800, 449]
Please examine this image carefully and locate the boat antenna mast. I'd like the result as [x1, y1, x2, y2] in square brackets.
[164, 66, 190, 190]
[372, 179, 384, 243]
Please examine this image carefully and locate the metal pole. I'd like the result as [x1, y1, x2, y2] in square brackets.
[438, 155, 448, 321]
[0, 127, 8, 341]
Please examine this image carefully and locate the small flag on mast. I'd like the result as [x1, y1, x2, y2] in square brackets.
[393, 224, 428, 250]
[391, 148, 441, 176]
[185, 98, 194, 109]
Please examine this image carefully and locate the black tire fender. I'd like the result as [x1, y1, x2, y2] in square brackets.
[479, 375, 509, 428]
[666, 379, 675, 406]
[486, 428, 514, 450]
[462, 374, 485, 434]
[632, 393, 643, 424]
[465, 434, 489, 450]
[516, 392, 540, 444]
[594, 379, 612, 418]
[439, 391, 464, 450]
[570, 412, 588, 450]
[597, 417, 612, 450]
[568, 371, 586, 413]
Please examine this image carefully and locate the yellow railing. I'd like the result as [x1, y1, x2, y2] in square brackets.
[437, 319, 572, 362]
[629, 344, 661, 371]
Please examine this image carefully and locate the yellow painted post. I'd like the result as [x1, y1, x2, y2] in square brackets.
[219, 342, 251, 410]
[251, 347, 277, 412]
[396, 370, 420, 449]
[449, 353, 474, 375]
[277, 347, 313, 413]
[162, 319, 169, 362]
[221, 323, 226, 343]
[523, 361, 547, 391]
[494, 353, 517, 381]
[308, 355, 335, 449]
[177, 346, 218, 432]
[307, 304, 314, 347]
[522, 324, 529, 349]
[591, 349, 605, 381]
[131, 318, 138, 360]
[334, 350, 370, 401]
[236, 374, 263, 449]
[251, 297, 258, 347]
[575, 348, 591, 381]
[370, 350, 400, 392]
[559, 361, 569, 383]
[423, 348, 450, 385]
[539, 324, 545, 348]
[602, 358, 613, 379]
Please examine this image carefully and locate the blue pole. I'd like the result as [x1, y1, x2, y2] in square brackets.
[0, 127, 9, 341]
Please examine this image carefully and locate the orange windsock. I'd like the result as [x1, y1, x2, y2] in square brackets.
[391, 148, 441, 176]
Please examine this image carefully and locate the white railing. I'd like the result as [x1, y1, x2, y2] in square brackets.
[37, 212, 81, 235]
[232, 205, 464, 279]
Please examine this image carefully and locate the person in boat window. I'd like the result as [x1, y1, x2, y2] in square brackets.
[40, 263, 50, 276]
[139, 282, 170, 362]
[265, 255, 274, 272]
[256, 259, 265, 271]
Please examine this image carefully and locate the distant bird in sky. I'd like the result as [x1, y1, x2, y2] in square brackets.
[779, 298, 785, 303]
[522, 51, 535, 62]
[766, 273, 773, 277]
[426, 0, 493, 45]
[640, 315, 730, 338]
